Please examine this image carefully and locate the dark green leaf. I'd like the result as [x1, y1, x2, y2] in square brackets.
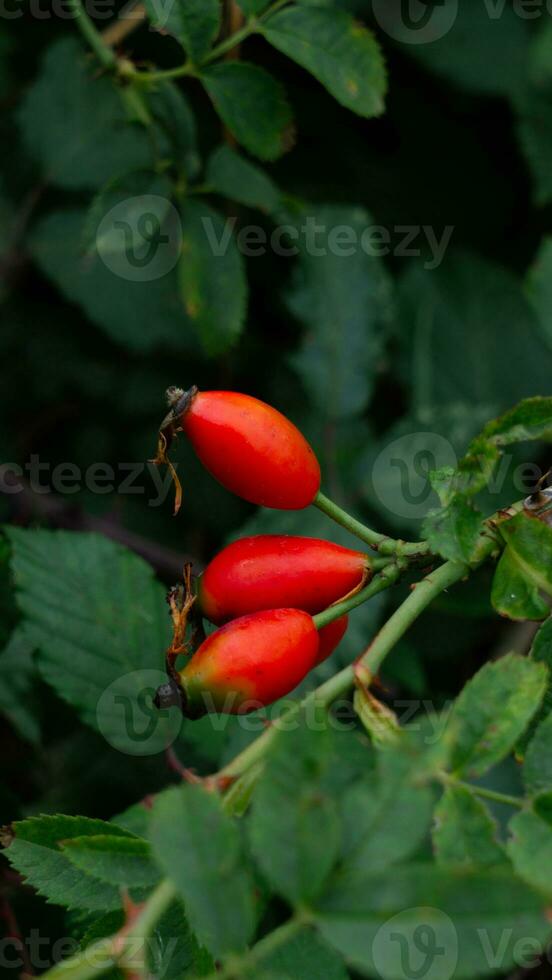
[527, 237, 552, 354]
[148, 81, 201, 179]
[84, 171, 173, 258]
[287, 205, 392, 420]
[448, 653, 548, 778]
[524, 713, 552, 797]
[517, 86, 552, 205]
[492, 545, 550, 622]
[338, 740, 434, 874]
[247, 927, 348, 980]
[30, 210, 196, 352]
[144, 0, 221, 63]
[201, 62, 293, 161]
[508, 803, 552, 896]
[179, 199, 247, 355]
[249, 715, 340, 904]
[262, 7, 386, 118]
[5, 815, 136, 911]
[0, 626, 40, 744]
[315, 864, 551, 980]
[18, 38, 159, 190]
[433, 785, 507, 868]
[150, 784, 255, 958]
[497, 512, 552, 615]
[6, 528, 180, 755]
[62, 835, 161, 889]
[206, 145, 281, 213]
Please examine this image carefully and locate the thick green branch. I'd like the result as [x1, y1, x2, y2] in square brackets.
[67, 0, 117, 68]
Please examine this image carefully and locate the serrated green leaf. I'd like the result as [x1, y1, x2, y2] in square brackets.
[206, 145, 281, 213]
[29, 210, 197, 353]
[315, 864, 551, 980]
[237, 0, 269, 13]
[201, 62, 293, 161]
[249, 714, 340, 904]
[62, 835, 161, 889]
[433, 785, 507, 868]
[423, 497, 485, 565]
[5, 815, 136, 911]
[144, 0, 221, 62]
[524, 713, 552, 797]
[448, 654, 548, 778]
[6, 528, 180, 755]
[262, 7, 386, 118]
[179, 199, 247, 355]
[286, 205, 392, 420]
[339, 740, 434, 874]
[150, 784, 255, 958]
[18, 38, 160, 190]
[508, 803, 552, 897]
[0, 625, 40, 744]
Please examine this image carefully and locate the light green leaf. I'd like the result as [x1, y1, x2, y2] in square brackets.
[287, 205, 393, 420]
[179, 199, 247, 355]
[0, 626, 40, 744]
[492, 546, 550, 623]
[29, 210, 196, 353]
[206, 145, 281, 213]
[150, 784, 255, 958]
[249, 715, 340, 904]
[499, 512, 552, 602]
[262, 7, 386, 118]
[433, 785, 507, 868]
[448, 654, 548, 778]
[6, 528, 179, 755]
[315, 864, 551, 980]
[144, 0, 221, 62]
[508, 803, 552, 897]
[5, 815, 137, 911]
[62, 835, 161, 889]
[524, 713, 552, 798]
[18, 38, 159, 190]
[201, 62, 293, 161]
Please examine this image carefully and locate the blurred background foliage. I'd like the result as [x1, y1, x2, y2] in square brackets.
[2, 1, 552, 956]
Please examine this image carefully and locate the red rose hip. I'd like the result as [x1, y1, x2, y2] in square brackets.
[316, 616, 349, 665]
[177, 609, 319, 716]
[159, 387, 321, 510]
[198, 535, 370, 624]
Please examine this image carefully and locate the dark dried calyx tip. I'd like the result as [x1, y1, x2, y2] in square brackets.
[165, 386, 199, 419]
[154, 679, 185, 713]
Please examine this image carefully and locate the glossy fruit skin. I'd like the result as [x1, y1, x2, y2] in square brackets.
[179, 609, 319, 716]
[316, 616, 349, 665]
[198, 535, 369, 624]
[178, 390, 321, 509]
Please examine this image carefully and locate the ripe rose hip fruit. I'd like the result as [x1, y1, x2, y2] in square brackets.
[198, 535, 371, 624]
[316, 616, 349, 665]
[160, 387, 321, 510]
[172, 609, 320, 716]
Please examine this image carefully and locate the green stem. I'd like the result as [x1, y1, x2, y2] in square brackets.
[67, 0, 117, 68]
[220, 561, 466, 781]
[130, 62, 195, 84]
[313, 564, 401, 629]
[440, 772, 524, 810]
[313, 491, 429, 557]
[39, 880, 177, 980]
[207, 916, 307, 980]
